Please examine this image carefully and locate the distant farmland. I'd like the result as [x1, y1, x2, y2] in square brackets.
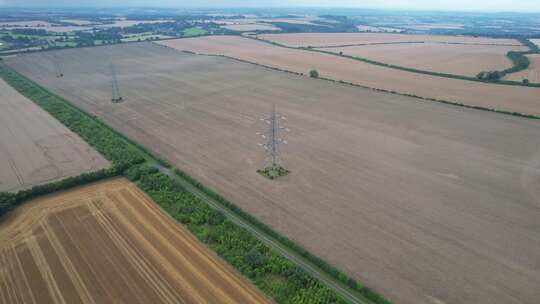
[158, 36, 540, 116]
[320, 43, 522, 76]
[6, 43, 540, 304]
[0, 79, 109, 192]
[258, 32, 524, 47]
[0, 178, 269, 304]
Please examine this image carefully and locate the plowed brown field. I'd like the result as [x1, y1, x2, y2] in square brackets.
[0, 79, 109, 193]
[259, 32, 524, 47]
[320, 43, 521, 76]
[0, 178, 269, 304]
[5, 43, 540, 304]
[157, 36, 540, 116]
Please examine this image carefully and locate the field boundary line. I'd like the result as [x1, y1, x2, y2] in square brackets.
[155, 165, 373, 304]
[246, 35, 540, 87]
[155, 42, 540, 121]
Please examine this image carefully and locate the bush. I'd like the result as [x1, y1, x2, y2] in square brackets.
[245, 248, 267, 268]
[309, 69, 319, 78]
[523, 78, 530, 84]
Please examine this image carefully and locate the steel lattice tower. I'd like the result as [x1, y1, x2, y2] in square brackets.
[110, 63, 123, 103]
[257, 104, 289, 167]
[53, 54, 63, 78]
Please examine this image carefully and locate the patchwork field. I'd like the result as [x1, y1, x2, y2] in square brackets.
[505, 54, 540, 83]
[0, 79, 109, 193]
[0, 21, 91, 33]
[0, 178, 268, 304]
[320, 42, 520, 76]
[259, 32, 524, 47]
[6, 42, 540, 304]
[222, 23, 281, 32]
[158, 36, 540, 116]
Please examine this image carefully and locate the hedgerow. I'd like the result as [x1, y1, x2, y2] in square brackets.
[135, 170, 349, 304]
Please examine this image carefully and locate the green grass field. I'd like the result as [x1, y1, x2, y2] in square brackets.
[183, 27, 208, 37]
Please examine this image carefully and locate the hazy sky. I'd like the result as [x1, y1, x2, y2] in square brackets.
[1, 0, 540, 12]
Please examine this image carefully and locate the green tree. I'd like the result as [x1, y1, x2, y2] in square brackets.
[309, 69, 319, 78]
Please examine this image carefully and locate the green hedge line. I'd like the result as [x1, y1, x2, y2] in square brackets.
[182, 47, 539, 120]
[250, 36, 540, 88]
[135, 169, 349, 304]
[0, 64, 172, 169]
[0, 168, 120, 217]
[477, 38, 539, 81]
[173, 167, 392, 304]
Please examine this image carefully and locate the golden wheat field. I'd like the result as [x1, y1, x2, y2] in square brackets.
[0, 178, 269, 304]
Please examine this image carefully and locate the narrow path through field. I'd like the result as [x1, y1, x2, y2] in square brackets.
[154, 164, 373, 304]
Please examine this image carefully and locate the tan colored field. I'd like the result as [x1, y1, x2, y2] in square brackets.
[0, 20, 53, 28]
[219, 17, 324, 26]
[356, 25, 403, 33]
[505, 54, 540, 83]
[0, 19, 168, 33]
[158, 36, 540, 116]
[259, 32, 523, 47]
[95, 20, 170, 29]
[0, 21, 91, 33]
[0, 79, 108, 193]
[0, 178, 269, 304]
[320, 42, 520, 76]
[6, 43, 540, 304]
[405, 23, 465, 30]
[222, 23, 280, 31]
[59, 19, 93, 25]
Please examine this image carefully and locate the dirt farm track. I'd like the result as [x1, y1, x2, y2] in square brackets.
[0, 79, 109, 192]
[0, 178, 269, 304]
[6, 43, 540, 304]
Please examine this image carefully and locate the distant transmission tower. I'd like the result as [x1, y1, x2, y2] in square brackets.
[257, 104, 289, 167]
[53, 54, 63, 78]
[110, 63, 123, 103]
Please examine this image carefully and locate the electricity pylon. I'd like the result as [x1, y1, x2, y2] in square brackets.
[257, 104, 289, 167]
[53, 54, 63, 78]
[110, 63, 123, 103]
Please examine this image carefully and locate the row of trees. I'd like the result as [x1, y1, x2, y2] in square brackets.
[134, 169, 350, 303]
[477, 38, 540, 83]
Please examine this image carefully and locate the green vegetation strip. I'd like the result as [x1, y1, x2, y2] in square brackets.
[250, 36, 540, 87]
[0, 63, 391, 304]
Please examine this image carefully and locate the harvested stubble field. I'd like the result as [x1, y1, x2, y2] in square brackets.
[0, 79, 109, 193]
[505, 54, 540, 83]
[0, 178, 268, 304]
[259, 32, 525, 47]
[320, 42, 521, 76]
[6, 42, 540, 304]
[0, 21, 92, 33]
[222, 23, 281, 32]
[158, 36, 540, 116]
